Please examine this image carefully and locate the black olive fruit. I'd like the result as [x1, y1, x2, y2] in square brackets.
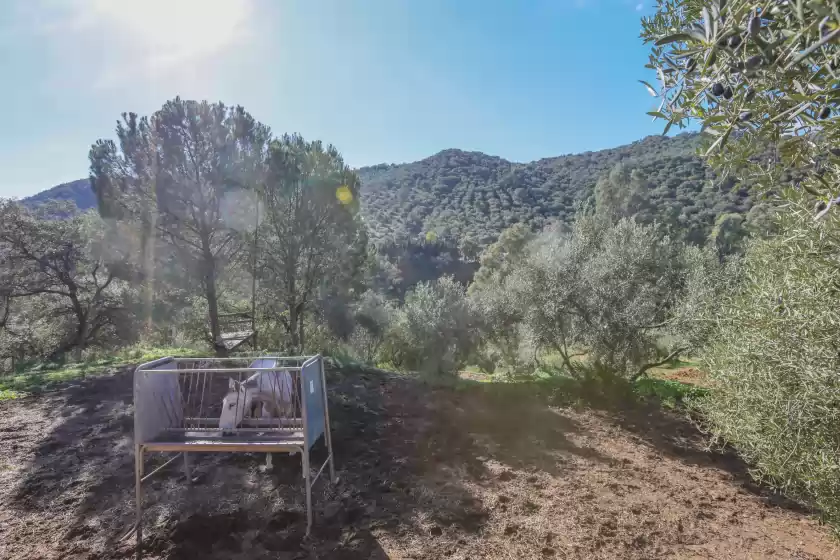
[723, 86, 733, 99]
[820, 106, 832, 119]
[739, 111, 753, 121]
[821, 18, 832, 38]
[816, 201, 827, 213]
[728, 35, 742, 48]
[711, 82, 725, 96]
[748, 15, 761, 37]
[745, 88, 756, 101]
[829, 147, 840, 157]
[686, 58, 697, 72]
[746, 55, 763, 69]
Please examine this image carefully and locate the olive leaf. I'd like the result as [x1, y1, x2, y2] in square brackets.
[639, 80, 659, 96]
[654, 33, 692, 45]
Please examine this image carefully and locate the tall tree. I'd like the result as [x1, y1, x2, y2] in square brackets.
[89, 98, 270, 349]
[259, 134, 365, 351]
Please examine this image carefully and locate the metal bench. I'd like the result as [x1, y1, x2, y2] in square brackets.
[133, 355, 336, 559]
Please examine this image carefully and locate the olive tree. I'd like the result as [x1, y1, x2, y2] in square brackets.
[383, 276, 476, 375]
[506, 213, 705, 379]
[347, 290, 397, 363]
[468, 223, 535, 372]
[642, 0, 840, 214]
[699, 198, 840, 525]
[0, 201, 132, 360]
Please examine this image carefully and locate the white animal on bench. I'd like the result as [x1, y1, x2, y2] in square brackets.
[219, 360, 295, 468]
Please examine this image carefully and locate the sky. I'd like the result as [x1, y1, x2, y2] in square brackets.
[0, 0, 667, 199]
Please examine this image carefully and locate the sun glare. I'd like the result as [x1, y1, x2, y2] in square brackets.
[89, 0, 252, 64]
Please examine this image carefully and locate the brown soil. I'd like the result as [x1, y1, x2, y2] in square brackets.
[1, 366, 836, 559]
[653, 367, 710, 388]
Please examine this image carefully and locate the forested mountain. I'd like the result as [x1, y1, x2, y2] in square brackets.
[22, 133, 763, 250]
[22, 179, 94, 210]
[358, 132, 757, 247]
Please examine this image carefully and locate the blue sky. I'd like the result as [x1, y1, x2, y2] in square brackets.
[0, 0, 664, 198]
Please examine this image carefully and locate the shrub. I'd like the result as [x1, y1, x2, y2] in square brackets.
[348, 290, 396, 363]
[382, 276, 475, 375]
[699, 200, 840, 525]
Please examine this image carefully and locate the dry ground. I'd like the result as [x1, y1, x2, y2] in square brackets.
[0, 365, 836, 559]
[651, 366, 709, 388]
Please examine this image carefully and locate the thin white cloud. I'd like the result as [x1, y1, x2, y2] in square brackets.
[13, 0, 254, 90]
[636, 3, 644, 11]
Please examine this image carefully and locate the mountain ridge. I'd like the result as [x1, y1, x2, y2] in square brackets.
[20, 133, 755, 248]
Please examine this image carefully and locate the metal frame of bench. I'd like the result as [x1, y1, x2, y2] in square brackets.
[133, 355, 336, 560]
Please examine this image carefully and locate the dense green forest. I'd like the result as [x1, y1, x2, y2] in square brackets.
[26, 132, 769, 254]
[359, 132, 762, 247]
[21, 132, 773, 300]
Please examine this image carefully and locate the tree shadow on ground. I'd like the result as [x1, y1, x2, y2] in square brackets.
[1, 363, 813, 560]
[503, 374, 815, 516]
[4, 365, 484, 559]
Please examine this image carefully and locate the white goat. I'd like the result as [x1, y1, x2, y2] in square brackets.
[219, 359, 295, 468]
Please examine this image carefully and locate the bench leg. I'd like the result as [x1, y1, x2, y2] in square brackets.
[302, 449, 312, 536]
[319, 357, 337, 484]
[182, 452, 191, 482]
[135, 446, 144, 560]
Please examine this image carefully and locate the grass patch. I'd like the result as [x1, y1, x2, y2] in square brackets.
[0, 345, 204, 399]
[0, 388, 25, 401]
[634, 377, 708, 409]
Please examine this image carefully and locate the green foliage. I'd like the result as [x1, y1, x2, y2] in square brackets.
[594, 163, 655, 224]
[348, 290, 397, 363]
[471, 223, 534, 289]
[359, 134, 755, 251]
[501, 213, 698, 379]
[699, 199, 840, 526]
[708, 212, 747, 255]
[371, 236, 478, 299]
[642, 0, 840, 212]
[258, 134, 366, 351]
[468, 223, 538, 373]
[0, 201, 135, 363]
[634, 377, 708, 409]
[382, 276, 476, 376]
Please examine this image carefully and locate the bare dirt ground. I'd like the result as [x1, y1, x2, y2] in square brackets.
[652, 367, 710, 388]
[1, 365, 836, 559]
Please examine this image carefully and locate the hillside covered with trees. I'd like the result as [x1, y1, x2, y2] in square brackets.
[359, 132, 765, 248]
[26, 132, 770, 255]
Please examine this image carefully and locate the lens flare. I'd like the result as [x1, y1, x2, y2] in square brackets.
[336, 185, 353, 205]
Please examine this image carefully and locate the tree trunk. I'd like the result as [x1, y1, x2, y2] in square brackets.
[288, 299, 300, 352]
[631, 347, 687, 382]
[142, 216, 156, 333]
[298, 309, 306, 353]
[202, 251, 222, 355]
[70, 292, 86, 362]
